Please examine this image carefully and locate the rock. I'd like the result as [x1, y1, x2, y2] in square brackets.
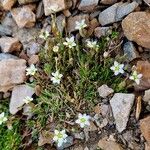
[73, 132, 85, 140]
[0, 0, 16, 10]
[11, 6, 36, 28]
[0, 59, 26, 92]
[18, 0, 39, 5]
[57, 136, 74, 150]
[36, 1, 44, 19]
[94, 27, 112, 38]
[123, 41, 139, 61]
[100, 104, 109, 117]
[56, 14, 66, 33]
[0, 25, 12, 36]
[9, 84, 34, 114]
[85, 121, 97, 132]
[0, 53, 18, 61]
[145, 142, 150, 150]
[43, 0, 67, 16]
[98, 84, 114, 98]
[100, 0, 117, 5]
[99, 2, 138, 26]
[140, 116, 150, 145]
[67, 14, 89, 33]
[78, 0, 99, 12]
[110, 93, 135, 132]
[135, 61, 150, 91]
[98, 138, 123, 150]
[143, 0, 150, 6]
[13, 28, 40, 50]
[23, 104, 34, 118]
[28, 55, 39, 65]
[122, 12, 150, 49]
[0, 37, 22, 53]
[143, 89, 150, 103]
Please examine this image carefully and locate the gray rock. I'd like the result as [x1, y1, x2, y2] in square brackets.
[94, 27, 112, 38]
[143, 89, 150, 103]
[78, 0, 99, 12]
[27, 42, 41, 56]
[36, 1, 44, 19]
[98, 2, 138, 26]
[123, 41, 139, 61]
[56, 14, 66, 34]
[73, 132, 85, 140]
[9, 84, 35, 115]
[0, 53, 18, 61]
[110, 93, 135, 132]
[98, 84, 114, 98]
[18, 0, 39, 5]
[57, 136, 74, 150]
[0, 25, 12, 36]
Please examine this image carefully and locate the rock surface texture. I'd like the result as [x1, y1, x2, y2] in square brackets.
[110, 93, 135, 132]
[122, 12, 150, 49]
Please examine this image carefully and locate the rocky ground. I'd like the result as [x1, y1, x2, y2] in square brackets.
[0, 0, 150, 150]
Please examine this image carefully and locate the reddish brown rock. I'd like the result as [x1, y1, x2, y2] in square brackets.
[0, 59, 26, 92]
[67, 14, 89, 33]
[122, 12, 150, 49]
[11, 6, 36, 28]
[28, 55, 39, 65]
[100, 0, 117, 4]
[0, 37, 21, 53]
[140, 116, 150, 145]
[43, 0, 67, 16]
[0, 0, 16, 10]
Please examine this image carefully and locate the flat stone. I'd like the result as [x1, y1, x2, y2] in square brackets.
[0, 53, 18, 61]
[56, 14, 66, 33]
[78, 0, 99, 12]
[0, 59, 26, 92]
[27, 42, 41, 56]
[11, 6, 36, 28]
[0, 25, 12, 36]
[43, 0, 67, 16]
[0, 0, 16, 10]
[36, 1, 44, 19]
[98, 84, 114, 98]
[0, 37, 22, 53]
[94, 27, 112, 38]
[9, 84, 34, 114]
[67, 14, 89, 33]
[100, 0, 117, 5]
[28, 55, 39, 65]
[99, 2, 138, 26]
[110, 93, 135, 132]
[18, 0, 39, 5]
[98, 138, 123, 150]
[122, 12, 150, 49]
[123, 41, 139, 61]
[140, 116, 150, 145]
[143, 89, 150, 103]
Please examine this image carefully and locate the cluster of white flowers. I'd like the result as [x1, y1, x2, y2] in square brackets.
[0, 112, 7, 125]
[110, 61, 142, 85]
[86, 40, 98, 49]
[53, 113, 90, 147]
[39, 30, 50, 40]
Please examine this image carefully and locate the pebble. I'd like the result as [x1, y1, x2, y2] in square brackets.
[143, 89, 150, 103]
[110, 93, 135, 132]
[0, 25, 12, 36]
[0, 0, 16, 10]
[94, 27, 112, 38]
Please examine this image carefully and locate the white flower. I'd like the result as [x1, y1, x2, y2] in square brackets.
[75, 113, 91, 128]
[51, 71, 63, 84]
[23, 96, 33, 104]
[110, 61, 124, 76]
[39, 31, 50, 40]
[86, 40, 98, 49]
[26, 64, 38, 76]
[0, 112, 7, 125]
[53, 45, 59, 52]
[75, 19, 87, 30]
[129, 71, 142, 85]
[53, 130, 68, 147]
[48, 4, 59, 13]
[63, 36, 76, 49]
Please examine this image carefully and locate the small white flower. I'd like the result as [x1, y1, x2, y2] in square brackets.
[39, 31, 50, 40]
[26, 64, 38, 76]
[53, 130, 68, 147]
[0, 112, 7, 125]
[23, 96, 33, 104]
[48, 4, 59, 13]
[51, 71, 63, 84]
[75, 113, 91, 128]
[86, 40, 98, 49]
[110, 61, 124, 76]
[103, 51, 109, 58]
[53, 45, 59, 52]
[63, 36, 76, 49]
[75, 19, 87, 30]
[129, 71, 142, 85]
